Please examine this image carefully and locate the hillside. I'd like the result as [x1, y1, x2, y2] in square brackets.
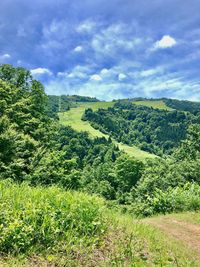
[1, 64, 200, 266]
[59, 101, 156, 160]
[83, 100, 200, 155]
[133, 99, 173, 110]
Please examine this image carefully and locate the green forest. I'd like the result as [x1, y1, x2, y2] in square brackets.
[1, 64, 200, 266]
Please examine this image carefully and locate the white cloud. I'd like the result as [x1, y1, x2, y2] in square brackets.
[57, 65, 91, 80]
[0, 53, 11, 61]
[76, 20, 96, 33]
[100, 68, 109, 75]
[45, 78, 133, 101]
[74, 46, 83, 52]
[90, 74, 102, 81]
[45, 66, 200, 101]
[154, 35, 177, 49]
[140, 67, 163, 77]
[31, 68, 52, 76]
[91, 23, 143, 58]
[118, 73, 127, 81]
[17, 60, 22, 65]
[2, 54, 11, 59]
[40, 20, 70, 55]
[17, 26, 26, 37]
[57, 71, 68, 77]
[68, 72, 86, 79]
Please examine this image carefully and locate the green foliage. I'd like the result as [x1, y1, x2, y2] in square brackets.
[65, 95, 100, 102]
[132, 183, 200, 217]
[2, 64, 200, 265]
[0, 179, 106, 255]
[174, 124, 200, 160]
[84, 100, 200, 155]
[0, 65, 120, 191]
[46, 95, 100, 119]
[164, 98, 200, 114]
[0, 65, 49, 181]
[81, 155, 144, 202]
[46, 95, 71, 119]
[115, 155, 144, 193]
[59, 102, 155, 159]
[132, 125, 200, 216]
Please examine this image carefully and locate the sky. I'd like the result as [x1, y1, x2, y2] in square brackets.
[0, 0, 200, 101]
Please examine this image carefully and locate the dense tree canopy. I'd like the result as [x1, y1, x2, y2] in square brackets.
[164, 98, 200, 114]
[83, 101, 200, 155]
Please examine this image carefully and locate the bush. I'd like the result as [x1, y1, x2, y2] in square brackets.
[132, 182, 200, 217]
[0, 180, 106, 255]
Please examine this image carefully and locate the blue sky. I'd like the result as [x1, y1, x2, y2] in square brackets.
[0, 0, 200, 100]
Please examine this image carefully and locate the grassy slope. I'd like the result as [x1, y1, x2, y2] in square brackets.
[0, 181, 199, 266]
[2, 200, 200, 266]
[59, 102, 156, 160]
[133, 99, 173, 110]
[59, 102, 112, 138]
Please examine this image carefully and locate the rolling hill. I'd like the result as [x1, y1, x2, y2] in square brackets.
[133, 99, 173, 110]
[59, 101, 157, 160]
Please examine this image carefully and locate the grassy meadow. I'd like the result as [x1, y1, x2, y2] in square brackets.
[114, 141, 156, 160]
[133, 100, 173, 110]
[58, 102, 114, 138]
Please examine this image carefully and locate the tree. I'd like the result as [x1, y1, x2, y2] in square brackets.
[115, 155, 144, 192]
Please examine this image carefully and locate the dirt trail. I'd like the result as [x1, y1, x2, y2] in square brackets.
[144, 216, 200, 255]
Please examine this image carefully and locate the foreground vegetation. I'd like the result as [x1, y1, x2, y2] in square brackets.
[0, 179, 199, 266]
[0, 180, 105, 256]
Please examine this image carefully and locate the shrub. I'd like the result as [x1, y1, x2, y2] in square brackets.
[132, 182, 200, 217]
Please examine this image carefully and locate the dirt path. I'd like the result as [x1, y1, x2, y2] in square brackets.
[144, 216, 200, 256]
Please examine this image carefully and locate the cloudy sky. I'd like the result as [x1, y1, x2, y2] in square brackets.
[0, 0, 200, 100]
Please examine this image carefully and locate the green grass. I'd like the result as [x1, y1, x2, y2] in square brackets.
[164, 211, 200, 225]
[59, 102, 157, 160]
[133, 100, 173, 111]
[1, 181, 199, 266]
[110, 212, 199, 266]
[114, 141, 156, 160]
[58, 102, 114, 138]
[0, 180, 106, 260]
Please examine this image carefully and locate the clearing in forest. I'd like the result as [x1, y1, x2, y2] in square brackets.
[133, 99, 173, 110]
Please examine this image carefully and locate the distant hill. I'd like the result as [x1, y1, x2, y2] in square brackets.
[128, 97, 200, 113]
[46, 95, 100, 118]
[163, 98, 200, 114]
